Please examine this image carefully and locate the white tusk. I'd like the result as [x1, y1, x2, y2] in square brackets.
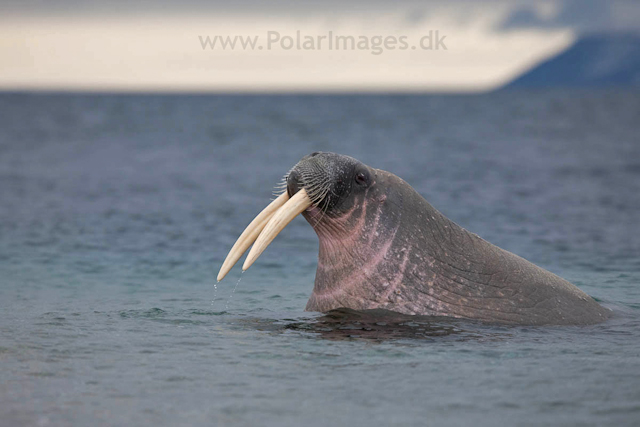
[242, 188, 312, 272]
[217, 191, 289, 281]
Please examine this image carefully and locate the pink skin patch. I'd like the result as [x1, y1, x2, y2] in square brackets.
[302, 182, 450, 317]
[303, 191, 413, 312]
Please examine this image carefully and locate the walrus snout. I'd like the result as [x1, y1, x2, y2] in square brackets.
[286, 151, 359, 207]
[286, 153, 329, 202]
[287, 151, 326, 196]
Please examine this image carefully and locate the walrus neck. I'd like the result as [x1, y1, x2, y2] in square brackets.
[303, 186, 483, 313]
[303, 194, 407, 311]
[309, 203, 378, 291]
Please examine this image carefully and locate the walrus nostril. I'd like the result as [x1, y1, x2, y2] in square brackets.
[310, 151, 321, 157]
[286, 170, 301, 196]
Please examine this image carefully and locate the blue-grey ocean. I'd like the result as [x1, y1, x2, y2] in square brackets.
[1, 91, 639, 427]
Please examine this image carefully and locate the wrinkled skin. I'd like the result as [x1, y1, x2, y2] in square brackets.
[287, 152, 610, 325]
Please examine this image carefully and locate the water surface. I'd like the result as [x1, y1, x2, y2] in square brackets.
[1, 91, 639, 426]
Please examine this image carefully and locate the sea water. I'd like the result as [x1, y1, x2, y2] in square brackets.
[1, 91, 639, 426]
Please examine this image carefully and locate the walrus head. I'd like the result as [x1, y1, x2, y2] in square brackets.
[285, 151, 374, 218]
[285, 152, 409, 312]
[218, 152, 610, 325]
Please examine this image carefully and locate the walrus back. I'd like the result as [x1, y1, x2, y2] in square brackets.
[400, 183, 610, 325]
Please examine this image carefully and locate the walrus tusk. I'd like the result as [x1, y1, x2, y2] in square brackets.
[242, 188, 312, 272]
[217, 191, 290, 282]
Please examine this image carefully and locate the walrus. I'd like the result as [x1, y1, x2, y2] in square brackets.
[218, 152, 610, 325]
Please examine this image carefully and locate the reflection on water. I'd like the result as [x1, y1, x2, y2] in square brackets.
[284, 308, 478, 342]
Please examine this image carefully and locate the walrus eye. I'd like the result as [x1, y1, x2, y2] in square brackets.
[355, 172, 368, 186]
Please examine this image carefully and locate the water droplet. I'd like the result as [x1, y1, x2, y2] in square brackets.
[211, 282, 218, 307]
[225, 272, 243, 310]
